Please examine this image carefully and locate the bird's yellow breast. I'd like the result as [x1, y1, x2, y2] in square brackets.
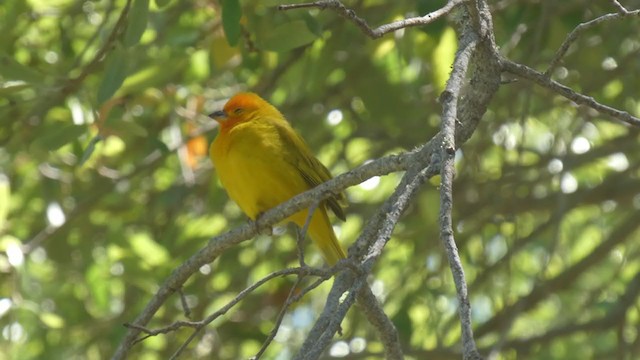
[210, 119, 310, 220]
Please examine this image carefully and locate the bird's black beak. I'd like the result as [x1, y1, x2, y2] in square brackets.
[208, 110, 227, 120]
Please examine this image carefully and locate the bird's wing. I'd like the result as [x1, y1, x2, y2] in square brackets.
[272, 119, 347, 221]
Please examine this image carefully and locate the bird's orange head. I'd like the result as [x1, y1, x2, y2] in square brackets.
[209, 92, 280, 131]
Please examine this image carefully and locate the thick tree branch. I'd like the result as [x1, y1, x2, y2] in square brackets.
[296, 162, 438, 359]
[438, 16, 482, 360]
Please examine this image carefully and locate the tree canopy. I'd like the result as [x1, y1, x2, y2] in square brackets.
[1, 0, 639, 359]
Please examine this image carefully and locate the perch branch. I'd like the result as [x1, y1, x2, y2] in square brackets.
[112, 148, 415, 359]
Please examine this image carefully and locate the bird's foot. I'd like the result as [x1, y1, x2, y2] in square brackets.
[250, 213, 273, 236]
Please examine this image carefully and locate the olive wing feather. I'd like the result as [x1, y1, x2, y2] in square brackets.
[272, 119, 347, 221]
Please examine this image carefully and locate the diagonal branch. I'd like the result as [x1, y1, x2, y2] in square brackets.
[503, 268, 640, 352]
[438, 22, 483, 360]
[545, 8, 640, 76]
[609, 0, 630, 14]
[278, 0, 468, 39]
[475, 213, 640, 338]
[296, 162, 439, 360]
[502, 59, 640, 127]
[123, 267, 328, 341]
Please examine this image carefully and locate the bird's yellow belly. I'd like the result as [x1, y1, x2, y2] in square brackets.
[212, 136, 308, 220]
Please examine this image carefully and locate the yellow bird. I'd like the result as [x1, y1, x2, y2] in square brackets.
[209, 93, 347, 264]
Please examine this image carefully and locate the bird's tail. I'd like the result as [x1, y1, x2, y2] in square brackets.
[293, 206, 346, 265]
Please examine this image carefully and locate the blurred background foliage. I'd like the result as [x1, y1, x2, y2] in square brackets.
[1, 0, 639, 359]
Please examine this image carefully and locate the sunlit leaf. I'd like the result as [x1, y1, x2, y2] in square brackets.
[432, 27, 457, 92]
[40, 312, 65, 329]
[130, 232, 170, 267]
[86, 262, 111, 316]
[0, 82, 30, 96]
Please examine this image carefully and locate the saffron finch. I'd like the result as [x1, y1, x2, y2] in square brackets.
[209, 93, 347, 264]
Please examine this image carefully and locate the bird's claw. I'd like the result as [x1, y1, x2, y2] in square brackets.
[250, 213, 273, 236]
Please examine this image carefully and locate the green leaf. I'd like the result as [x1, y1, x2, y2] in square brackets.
[154, 0, 172, 9]
[31, 124, 86, 154]
[259, 20, 317, 52]
[0, 175, 9, 230]
[86, 263, 111, 315]
[79, 135, 104, 166]
[0, 53, 44, 83]
[222, 0, 242, 46]
[130, 231, 170, 267]
[432, 27, 457, 92]
[0, 82, 31, 96]
[302, 13, 322, 37]
[97, 46, 129, 104]
[105, 118, 148, 137]
[124, 0, 149, 47]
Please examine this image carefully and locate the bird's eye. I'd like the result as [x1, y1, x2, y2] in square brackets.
[234, 108, 243, 114]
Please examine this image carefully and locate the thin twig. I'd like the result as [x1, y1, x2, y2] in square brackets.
[258, 261, 354, 360]
[177, 288, 191, 318]
[166, 266, 330, 359]
[610, 0, 629, 14]
[278, 0, 468, 39]
[253, 266, 333, 359]
[297, 274, 363, 360]
[252, 282, 303, 359]
[296, 199, 321, 266]
[124, 267, 329, 358]
[544, 9, 640, 76]
[502, 59, 640, 127]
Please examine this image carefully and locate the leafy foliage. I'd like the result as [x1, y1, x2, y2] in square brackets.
[0, 0, 639, 359]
